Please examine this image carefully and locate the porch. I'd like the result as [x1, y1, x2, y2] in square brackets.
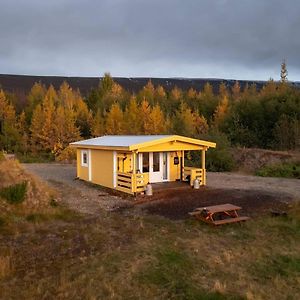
[116, 166, 206, 195]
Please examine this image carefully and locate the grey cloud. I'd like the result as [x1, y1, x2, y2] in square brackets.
[0, 0, 299, 80]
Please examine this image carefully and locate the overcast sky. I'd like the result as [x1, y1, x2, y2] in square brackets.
[0, 0, 299, 81]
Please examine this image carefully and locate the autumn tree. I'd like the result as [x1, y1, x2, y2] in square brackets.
[213, 95, 229, 130]
[59, 81, 75, 110]
[74, 96, 93, 138]
[138, 80, 155, 105]
[199, 83, 218, 120]
[148, 105, 166, 134]
[53, 106, 80, 156]
[105, 103, 124, 134]
[0, 89, 20, 151]
[231, 81, 241, 101]
[124, 96, 142, 134]
[218, 82, 229, 99]
[30, 88, 57, 153]
[91, 109, 105, 137]
[194, 112, 209, 136]
[139, 99, 152, 134]
[172, 102, 196, 136]
[25, 82, 46, 124]
[16, 111, 29, 154]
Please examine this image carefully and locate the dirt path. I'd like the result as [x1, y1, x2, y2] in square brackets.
[23, 164, 300, 217]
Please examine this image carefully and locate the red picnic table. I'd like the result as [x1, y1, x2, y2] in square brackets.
[189, 203, 250, 225]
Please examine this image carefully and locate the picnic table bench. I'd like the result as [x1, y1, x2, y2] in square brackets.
[189, 203, 250, 225]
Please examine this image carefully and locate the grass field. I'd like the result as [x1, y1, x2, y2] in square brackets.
[0, 201, 299, 299]
[1, 159, 299, 299]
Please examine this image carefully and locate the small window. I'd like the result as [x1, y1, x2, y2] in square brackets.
[81, 150, 88, 167]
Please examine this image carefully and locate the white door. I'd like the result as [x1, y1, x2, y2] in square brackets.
[149, 152, 163, 183]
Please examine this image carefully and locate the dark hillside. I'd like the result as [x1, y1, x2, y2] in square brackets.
[0, 74, 273, 96]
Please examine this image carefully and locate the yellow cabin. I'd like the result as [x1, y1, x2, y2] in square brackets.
[70, 135, 216, 195]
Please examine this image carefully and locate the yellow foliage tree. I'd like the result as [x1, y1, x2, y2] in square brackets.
[30, 91, 57, 152]
[91, 109, 105, 137]
[105, 103, 124, 134]
[53, 106, 80, 156]
[0, 89, 20, 151]
[148, 105, 166, 134]
[25, 82, 46, 124]
[139, 99, 152, 134]
[213, 95, 229, 129]
[59, 81, 75, 110]
[124, 96, 142, 134]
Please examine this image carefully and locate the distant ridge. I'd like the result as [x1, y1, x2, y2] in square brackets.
[0, 74, 299, 97]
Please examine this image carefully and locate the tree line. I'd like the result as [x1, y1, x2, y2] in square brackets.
[0, 71, 299, 162]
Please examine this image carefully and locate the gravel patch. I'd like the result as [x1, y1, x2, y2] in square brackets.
[23, 163, 300, 216]
[23, 163, 133, 215]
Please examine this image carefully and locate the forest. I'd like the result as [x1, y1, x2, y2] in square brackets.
[0, 68, 300, 170]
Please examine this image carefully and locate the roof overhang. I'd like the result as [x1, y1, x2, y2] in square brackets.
[70, 135, 216, 151]
[129, 135, 216, 151]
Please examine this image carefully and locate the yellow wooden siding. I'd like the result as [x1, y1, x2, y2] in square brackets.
[117, 152, 132, 173]
[91, 149, 114, 188]
[77, 149, 89, 181]
[138, 141, 204, 152]
[169, 151, 183, 181]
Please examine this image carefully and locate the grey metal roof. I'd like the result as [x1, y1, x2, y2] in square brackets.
[70, 135, 173, 148]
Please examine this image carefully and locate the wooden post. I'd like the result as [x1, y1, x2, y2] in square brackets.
[201, 148, 206, 185]
[181, 150, 184, 181]
[132, 152, 136, 193]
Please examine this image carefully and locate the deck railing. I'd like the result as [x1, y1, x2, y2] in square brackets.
[183, 167, 206, 186]
[116, 172, 149, 194]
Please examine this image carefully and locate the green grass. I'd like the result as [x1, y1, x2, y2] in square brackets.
[0, 182, 27, 204]
[26, 213, 50, 223]
[251, 254, 300, 280]
[0, 202, 300, 299]
[139, 248, 243, 299]
[256, 161, 300, 179]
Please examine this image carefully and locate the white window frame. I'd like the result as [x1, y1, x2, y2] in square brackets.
[81, 150, 88, 167]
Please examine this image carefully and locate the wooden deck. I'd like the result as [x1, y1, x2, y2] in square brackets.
[152, 181, 192, 192]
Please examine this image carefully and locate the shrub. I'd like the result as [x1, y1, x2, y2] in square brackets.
[26, 214, 48, 223]
[16, 152, 55, 163]
[0, 182, 27, 204]
[256, 161, 300, 179]
[55, 146, 76, 162]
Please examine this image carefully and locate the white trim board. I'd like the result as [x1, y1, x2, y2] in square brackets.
[88, 149, 92, 181]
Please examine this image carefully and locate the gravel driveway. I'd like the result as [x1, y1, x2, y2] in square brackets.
[23, 163, 131, 215]
[23, 164, 300, 215]
[207, 172, 300, 199]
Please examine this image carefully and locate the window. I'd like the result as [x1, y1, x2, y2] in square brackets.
[81, 150, 88, 167]
[136, 154, 140, 173]
[143, 153, 149, 172]
[153, 152, 160, 172]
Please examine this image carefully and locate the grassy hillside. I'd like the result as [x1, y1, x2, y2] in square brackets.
[0, 157, 76, 232]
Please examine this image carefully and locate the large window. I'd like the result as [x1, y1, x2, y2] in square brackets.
[81, 150, 88, 167]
